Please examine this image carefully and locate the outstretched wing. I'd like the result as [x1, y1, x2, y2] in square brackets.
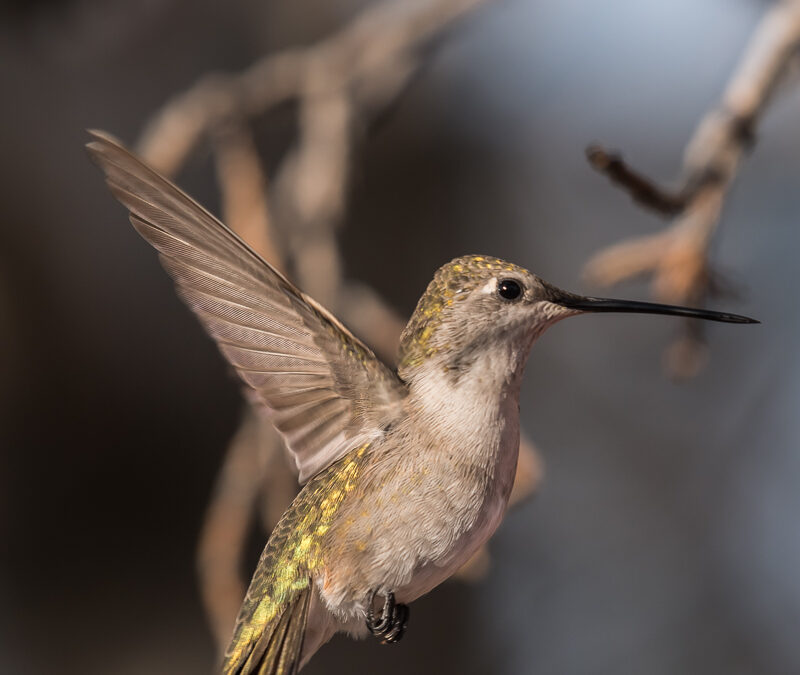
[87, 130, 406, 482]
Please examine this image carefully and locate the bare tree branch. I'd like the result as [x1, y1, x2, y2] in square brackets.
[211, 121, 284, 269]
[585, 145, 688, 216]
[584, 0, 800, 378]
[138, 0, 545, 654]
[196, 125, 293, 648]
[137, 0, 492, 176]
[196, 406, 270, 649]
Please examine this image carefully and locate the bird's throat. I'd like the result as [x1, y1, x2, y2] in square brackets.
[406, 345, 526, 471]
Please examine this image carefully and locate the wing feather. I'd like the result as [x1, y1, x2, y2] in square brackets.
[227, 584, 311, 675]
[88, 130, 406, 482]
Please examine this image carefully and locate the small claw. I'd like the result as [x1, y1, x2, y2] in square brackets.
[365, 590, 409, 643]
[383, 603, 409, 643]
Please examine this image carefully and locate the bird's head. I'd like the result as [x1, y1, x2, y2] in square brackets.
[397, 255, 755, 384]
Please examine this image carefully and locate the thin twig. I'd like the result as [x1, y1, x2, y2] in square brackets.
[585, 145, 688, 216]
[584, 0, 800, 378]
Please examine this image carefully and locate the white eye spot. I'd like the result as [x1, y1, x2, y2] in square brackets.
[480, 278, 497, 294]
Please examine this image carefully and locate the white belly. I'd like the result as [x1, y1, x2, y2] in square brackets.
[398, 426, 520, 603]
[303, 358, 525, 665]
[301, 432, 520, 667]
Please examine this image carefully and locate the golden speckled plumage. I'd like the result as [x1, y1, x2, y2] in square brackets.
[88, 131, 753, 675]
[398, 256, 529, 370]
[222, 443, 372, 673]
[86, 133, 576, 674]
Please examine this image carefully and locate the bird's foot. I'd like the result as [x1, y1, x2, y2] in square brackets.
[365, 589, 409, 643]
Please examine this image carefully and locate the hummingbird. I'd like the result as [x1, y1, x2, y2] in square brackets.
[87, 130, 757, 675]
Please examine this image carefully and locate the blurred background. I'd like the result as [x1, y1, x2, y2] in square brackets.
[1, 0, 798, 673]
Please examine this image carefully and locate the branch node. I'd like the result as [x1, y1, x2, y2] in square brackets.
[585, 144, 687, 216]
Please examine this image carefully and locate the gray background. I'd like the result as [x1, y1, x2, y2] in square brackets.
[1, 0, 797, 673]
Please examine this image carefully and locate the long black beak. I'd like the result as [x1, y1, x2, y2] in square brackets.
[554, 294, 758, 324]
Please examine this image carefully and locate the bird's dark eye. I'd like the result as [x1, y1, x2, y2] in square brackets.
[498, 279, 523, 301]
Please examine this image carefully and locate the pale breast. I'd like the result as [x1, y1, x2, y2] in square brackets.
[317, 365, 522, 616]
[398, 388, 521, 602]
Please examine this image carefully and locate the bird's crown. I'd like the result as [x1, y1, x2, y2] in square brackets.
[398, 255, 532, 372]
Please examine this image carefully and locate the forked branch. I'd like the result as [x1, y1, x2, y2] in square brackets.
[584, 0, 800, 377]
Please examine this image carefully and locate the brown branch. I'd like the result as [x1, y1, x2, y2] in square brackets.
[338, 282, 408, 364]
[137, 0, 492, 176]
[195, 121, 296, 652]
[196, 406, 271, 649]
[211, 122, 284, 270]
[585, 145, 688, 216]
[584, 0, 800, 378]
[138, 0, 545, 653]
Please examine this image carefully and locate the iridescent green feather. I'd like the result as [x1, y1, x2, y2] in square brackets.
[398, 255, 530, 370]
[222, 443, 372, 675]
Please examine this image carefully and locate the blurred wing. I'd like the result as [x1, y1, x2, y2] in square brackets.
[87, 130, 406, 482]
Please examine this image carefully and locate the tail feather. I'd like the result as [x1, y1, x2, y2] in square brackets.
[225, 584, 312, 675]
[262, 586, 311, 675]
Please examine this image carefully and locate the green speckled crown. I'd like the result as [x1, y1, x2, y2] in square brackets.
[398, 255, 530, 372]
